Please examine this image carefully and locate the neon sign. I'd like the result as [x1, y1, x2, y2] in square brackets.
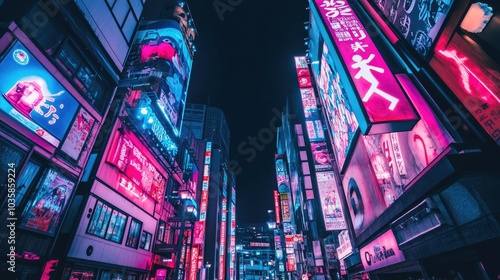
[107, 128, 166, 202]
[315, 0, 419, 134]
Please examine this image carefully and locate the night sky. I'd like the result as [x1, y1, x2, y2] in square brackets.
[187, 0, 309, 223]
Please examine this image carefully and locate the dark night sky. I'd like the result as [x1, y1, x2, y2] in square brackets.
[186, 1, 309, 223]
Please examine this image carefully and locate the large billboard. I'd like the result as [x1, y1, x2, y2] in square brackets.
[314, 1, 419, 134]
[342, 138, 387, 236]
[369, 0, 455, 59]
[123, 20, 193, 136]
[0, 41, 79, 146]
[318, 43, 359, 171]
[106, 127, 166, 202]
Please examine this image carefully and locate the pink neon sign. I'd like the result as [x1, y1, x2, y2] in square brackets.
[315, 0, 419, 134]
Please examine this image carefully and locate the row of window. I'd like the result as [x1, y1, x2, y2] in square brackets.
[86, 199, 152, 251]
[23, 3, 111, 114]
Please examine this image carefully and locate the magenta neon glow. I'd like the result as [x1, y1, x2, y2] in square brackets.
[315, 0, 418, 128]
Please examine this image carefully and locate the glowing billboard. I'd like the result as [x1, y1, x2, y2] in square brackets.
[123, 19, 193, 136]
[315, 0, 419, 134]
[316, 171, 347, 231]
[0, 41, 79, 146]
[360, 230, 405, 272]
[318, 43, 359, 171]
[60, 107, 95, 161]
[342, 138, 387, 236]
[106, 127, 166, 202]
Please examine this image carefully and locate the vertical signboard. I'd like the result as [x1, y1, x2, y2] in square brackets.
[314, 1, 419, 134]
[274, 190, 281, 224]
[316, 172, 347, 231]
[317, 43, 359, 171]
[219, 198, 227, 280]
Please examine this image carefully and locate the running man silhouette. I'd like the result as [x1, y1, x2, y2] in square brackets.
[351, 54, 399, 110]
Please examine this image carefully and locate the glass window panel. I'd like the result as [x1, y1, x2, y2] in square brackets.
[122, 11, 137, 42]
[98, 204, 112, 238]
[126, 219, 142, 248]
[88, 77, 104, 107]
[87, 201, 103, 235]
[130, 0, 143, 18]
[76, 63, 95, 91]
[15, 161, 41, 207]
[24, 4, 65, 55]
[113, 0, 130, 25]
[139, 231, 151, 250]
[57, 42, 82, 75]
[105, 209, 118, 240]
[106, 0, 117, 7]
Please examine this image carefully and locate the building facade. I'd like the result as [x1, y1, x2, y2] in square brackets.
[276, 0, 500, 280]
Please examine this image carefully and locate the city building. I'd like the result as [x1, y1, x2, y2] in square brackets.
[183, 103, 236, 280]
[0, 0, 141, 277]
[274, 0, 500, 280]
[0, 0, 201, 279]
[235, 223, 277, 280]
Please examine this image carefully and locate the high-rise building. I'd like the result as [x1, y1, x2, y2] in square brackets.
[184, 103, 231, 162]
[0, 0, 145, 278]
[0, 0, 202, 279]
[183, 104, 236, 280]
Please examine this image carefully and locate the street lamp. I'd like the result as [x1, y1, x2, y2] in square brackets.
[205, 262, 212, 280]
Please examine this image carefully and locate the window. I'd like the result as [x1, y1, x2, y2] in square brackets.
[107, 0, 143, 43]
[125, 218, 142, 248]
[139, 231, 152, 251]
[157, 220, 166, 242]
[22, 3, 111, 114]
[87, 200, 127, 243]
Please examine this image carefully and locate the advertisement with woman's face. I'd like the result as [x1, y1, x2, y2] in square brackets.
[342, 138, 387, 236]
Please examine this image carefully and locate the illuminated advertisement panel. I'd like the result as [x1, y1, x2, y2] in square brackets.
[315, 1, 419, 134]
[300, 88, 321, 120]
[316, 171, 347, 231]
[310, 142, 333, 172]
[20, 168, 75, 235]
[337, 230, 353, 260]
[188, 247, 199, 280]
[60, 107, 95, 161]
[364, 73, 454, 206]
[342, 138, 387, 236]
[294, 56, 310, 77]
[305, 119, 325, 142]
[318, 43, 359, 170]
[368, 0, 455, 59]
[432, 34, 500, 145]
[199, 142, 212, 222]
[193, 221, 205, 245]
[279, 192, 291, 223]
[219, 198, 227, 280]
[106, 127, 166, 202]
[124, 20, 193, 136]
[360, 230, 405, 272]
[274, 190, 281, 224]
[230, 203, 236, 280]
[0, 41, 79, 146]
